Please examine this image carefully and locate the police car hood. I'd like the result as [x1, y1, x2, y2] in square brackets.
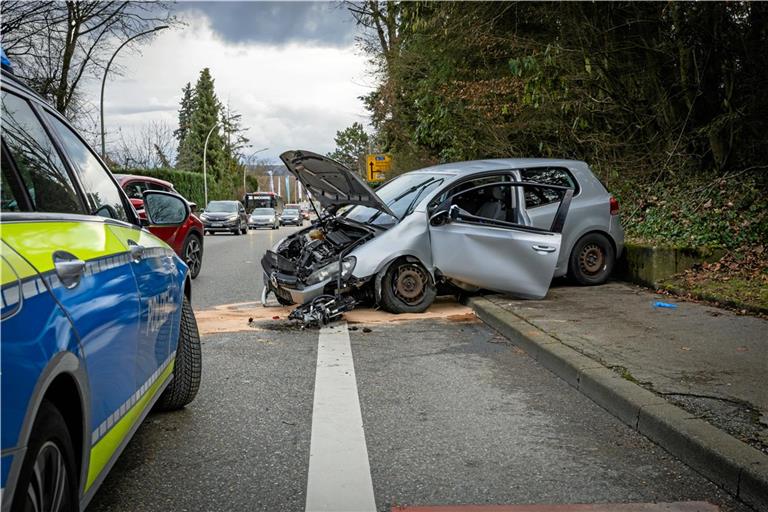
[280, 150, 395, 216]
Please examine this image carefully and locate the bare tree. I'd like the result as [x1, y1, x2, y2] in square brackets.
[1, 1, 179, 120]
[112, 120, 176, 169]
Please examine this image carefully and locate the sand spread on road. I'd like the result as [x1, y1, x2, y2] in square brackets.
[194, 298, 476, 335]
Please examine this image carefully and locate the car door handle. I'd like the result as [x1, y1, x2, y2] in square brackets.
[531, 245, 557, 254]
[53, 251, 86, 288]
[127, 240, 145, 261]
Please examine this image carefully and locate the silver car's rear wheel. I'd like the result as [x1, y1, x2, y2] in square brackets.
[569, 232, 615, 285]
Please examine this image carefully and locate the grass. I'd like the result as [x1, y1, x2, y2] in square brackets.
[658, 249, 768, 315]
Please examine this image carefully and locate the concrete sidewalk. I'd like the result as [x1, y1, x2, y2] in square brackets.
[467, 281, 768, 510]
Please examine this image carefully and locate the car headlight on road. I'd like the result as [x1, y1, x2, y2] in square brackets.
[305, 257, 356, 286]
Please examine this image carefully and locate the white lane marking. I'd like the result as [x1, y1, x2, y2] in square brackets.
[305, 322, 376, 512]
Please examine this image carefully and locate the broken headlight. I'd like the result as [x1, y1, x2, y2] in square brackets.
[305, 256, 356, 286]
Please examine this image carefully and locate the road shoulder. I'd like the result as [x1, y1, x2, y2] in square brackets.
[468, 296, 768, 511]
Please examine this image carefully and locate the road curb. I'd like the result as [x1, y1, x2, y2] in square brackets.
[468, 297, 768, 511]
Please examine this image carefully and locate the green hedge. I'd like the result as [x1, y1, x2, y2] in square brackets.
[116, 168, 228, 207]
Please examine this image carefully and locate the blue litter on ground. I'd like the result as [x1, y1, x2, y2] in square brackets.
[653, 301, 678, 309]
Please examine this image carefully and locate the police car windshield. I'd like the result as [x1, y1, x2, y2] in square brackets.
[206, 201, 237, 213]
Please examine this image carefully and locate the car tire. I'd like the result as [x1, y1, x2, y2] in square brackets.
[182, 234, 203, 279]
[569, 232, 615, 285]
[12, 400, 78, 512]
[155, 296, 202, 411]
[379, 260, 436, 314]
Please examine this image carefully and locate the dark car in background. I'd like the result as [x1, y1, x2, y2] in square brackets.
[116, 174, 204, 278]
[280, 206, 303, 226]
[200, 200, 249, 235]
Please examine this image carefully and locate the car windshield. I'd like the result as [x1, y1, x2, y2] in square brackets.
[252, 208, 273, 215]
[284, 209, 299, 215]
[206, 202, 237, 213]
[343, 173, 446, 227]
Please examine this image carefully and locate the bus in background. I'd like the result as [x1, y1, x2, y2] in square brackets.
[244, 191, 284, 215]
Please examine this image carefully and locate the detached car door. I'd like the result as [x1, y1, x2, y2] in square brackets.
[429, 180, 572, 299]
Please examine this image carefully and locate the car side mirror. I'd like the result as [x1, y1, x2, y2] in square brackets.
[143, 191, 190, 226]
[429, 209, 450, 226]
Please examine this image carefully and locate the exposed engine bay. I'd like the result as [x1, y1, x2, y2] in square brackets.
[260, 215, 376, 325]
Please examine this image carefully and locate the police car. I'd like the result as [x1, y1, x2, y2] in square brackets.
[1, 56, 202, 511]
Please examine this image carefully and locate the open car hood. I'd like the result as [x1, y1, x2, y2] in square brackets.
[280, 150, 395, 217]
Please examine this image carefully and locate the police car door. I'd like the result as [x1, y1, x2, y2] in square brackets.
[1, 90, 144, 491]
[41, 111, 180, 403]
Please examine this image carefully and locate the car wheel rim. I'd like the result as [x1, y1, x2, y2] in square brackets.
[185, 238, 201, 275]
[579, 243, 605, 276]
[25, 441, 69, 512]
[393, 265, 427, 305]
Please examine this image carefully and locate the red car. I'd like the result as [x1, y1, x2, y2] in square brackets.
[115, 174, 204, 278]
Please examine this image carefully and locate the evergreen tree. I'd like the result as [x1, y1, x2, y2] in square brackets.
[174, 82, 194, 168]
[174, 82, 194, 144]
[327, 122, 370, 175]
[177, 68, 225, 178]
[220, 101, 251, 194]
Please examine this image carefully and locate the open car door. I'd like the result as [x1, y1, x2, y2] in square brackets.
[429, 182, 572, 299]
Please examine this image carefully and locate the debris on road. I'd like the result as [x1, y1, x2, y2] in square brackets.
[652, 301, 678, 309]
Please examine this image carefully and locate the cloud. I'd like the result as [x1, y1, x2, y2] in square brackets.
[88, 6, 372, 163]
[177, 1, 357, 48]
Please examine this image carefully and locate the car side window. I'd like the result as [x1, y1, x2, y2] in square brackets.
[0, 92, 83, 214]
[432, 175, 517, 223]
[124, 181, 147, 199]
[44, 111, 129, 222]
[146, 181, 170, 192]
[520, 167, 577, 208]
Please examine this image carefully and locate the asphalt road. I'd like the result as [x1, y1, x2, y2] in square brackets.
[87, 228, 750, 512]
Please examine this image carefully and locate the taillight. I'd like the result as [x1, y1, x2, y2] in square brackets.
[609, 196, 619, 215]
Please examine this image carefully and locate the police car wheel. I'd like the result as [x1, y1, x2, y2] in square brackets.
[12, 400, 78, 512]
[155, 296, 201, 411]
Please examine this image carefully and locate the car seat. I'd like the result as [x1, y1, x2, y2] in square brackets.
[475, 187, 506, 220]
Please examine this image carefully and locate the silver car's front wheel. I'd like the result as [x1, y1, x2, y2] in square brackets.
[379, 260, 436, 314]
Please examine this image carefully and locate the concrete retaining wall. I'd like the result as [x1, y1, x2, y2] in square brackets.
[616, 243, 724, 287]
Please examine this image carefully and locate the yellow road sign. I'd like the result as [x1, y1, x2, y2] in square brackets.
[366, 154, 391, 182]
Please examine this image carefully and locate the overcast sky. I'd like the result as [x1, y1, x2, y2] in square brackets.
[86, 1, 372, 164]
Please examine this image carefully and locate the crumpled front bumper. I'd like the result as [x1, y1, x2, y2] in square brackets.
[263, 271, 330, 304]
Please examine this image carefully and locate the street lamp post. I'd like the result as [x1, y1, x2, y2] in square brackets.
[100, 25, 169, 159]
[202, 123, 218, 207]
[244, 147, 269, 195]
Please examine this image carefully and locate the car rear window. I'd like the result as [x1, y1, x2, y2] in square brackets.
[520, 167, 578, 208]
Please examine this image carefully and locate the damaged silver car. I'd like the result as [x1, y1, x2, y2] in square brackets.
[261, 150, 585, 322]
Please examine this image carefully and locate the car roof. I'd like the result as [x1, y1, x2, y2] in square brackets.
[407, 158, 587, 176]
[114, 174, 173, 188]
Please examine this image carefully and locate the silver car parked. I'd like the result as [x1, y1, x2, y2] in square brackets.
[261, 150, 623, 317]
